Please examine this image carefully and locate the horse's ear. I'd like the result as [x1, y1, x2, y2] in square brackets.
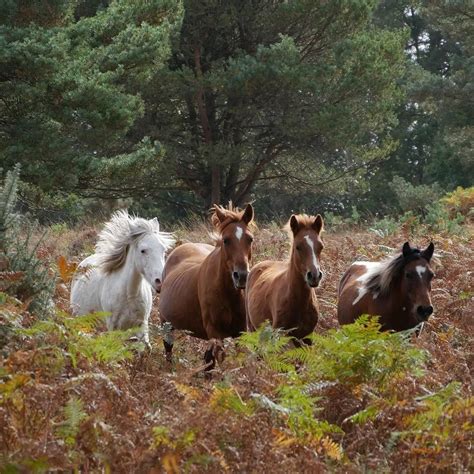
[290, 215, 300, 235]
[241, 203, 254, 225]
[152, 217, 160, 231]
[312, 214, 324, 233]
[421, 242, 434, 262]
[213, 205, 227, 223]
[402, 242, 412, 257]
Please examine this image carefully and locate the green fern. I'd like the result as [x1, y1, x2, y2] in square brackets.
[18, 310, 143, 368]
[55, 397, 88, 447]
[210, 383, 255, 417]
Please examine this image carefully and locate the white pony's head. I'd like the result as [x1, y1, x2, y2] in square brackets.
[95, 210, 175, 292]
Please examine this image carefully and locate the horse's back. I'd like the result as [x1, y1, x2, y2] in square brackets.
[159, 242, 214, 338]
[337, 261, 374, 324]
[246, 260, 287, 330]
[162, 242, 213, 280]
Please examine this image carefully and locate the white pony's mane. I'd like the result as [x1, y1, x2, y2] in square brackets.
[95, 210, 175, 273]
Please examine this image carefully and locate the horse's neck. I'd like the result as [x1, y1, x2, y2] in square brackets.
[122, 249, 143, 298]
[286, 255, 312, 302]
[377, 280, 407, 315]
[204, 247, 239, 300]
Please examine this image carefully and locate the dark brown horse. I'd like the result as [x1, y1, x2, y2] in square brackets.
[246, 214, 324, 342]
[337, 242, 435, 331]
[159, 203, 254, 367]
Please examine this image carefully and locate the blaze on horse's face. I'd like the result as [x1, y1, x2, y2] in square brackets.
[290, 214, 324, 288]
[400, 242, 435, 322]
[218, 204, 254, 289]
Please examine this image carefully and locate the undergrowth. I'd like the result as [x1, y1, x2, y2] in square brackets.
[0, 216, 472, 472]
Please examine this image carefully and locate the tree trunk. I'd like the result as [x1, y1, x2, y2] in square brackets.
[194, 45, 220, 205]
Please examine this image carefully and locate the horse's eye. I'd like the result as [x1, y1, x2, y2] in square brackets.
[296, 245, 302, 251]
[141, 249, 146, 254]
[248, 236, 254, 243]
[405, 272, 413, 279]
[428, 271, 434, 279]
[223, 238, 230, 245]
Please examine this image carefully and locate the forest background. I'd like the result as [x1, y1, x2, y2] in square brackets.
[1, 0, 472, 223]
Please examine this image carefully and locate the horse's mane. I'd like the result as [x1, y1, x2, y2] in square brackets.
[211, 203, 255, 231]
[364, 247, 435, 296]
[95, 210, 175, 273]
[283, 214, 323, 241]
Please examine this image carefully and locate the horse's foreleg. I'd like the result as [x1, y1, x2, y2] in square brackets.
[162, 321, 174, 362]
[203, 338, 225, 371]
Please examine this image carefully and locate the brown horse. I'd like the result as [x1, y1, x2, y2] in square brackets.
[337, 242, 435, 331]
[159, 203, 254, 367]
[246, 214, 324, 342]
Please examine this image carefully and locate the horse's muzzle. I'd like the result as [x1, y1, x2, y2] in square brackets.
[232, 270, 248, 289]
[306, 270, 323, 288]
[416, 305, 433, 321]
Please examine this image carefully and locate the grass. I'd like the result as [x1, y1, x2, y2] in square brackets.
[0, 220, 472, 473]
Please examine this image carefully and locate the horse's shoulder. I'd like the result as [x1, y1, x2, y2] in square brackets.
[253, 259, 286, 274]
[170, 242, 213, 260]
[343, 261, 377, 284]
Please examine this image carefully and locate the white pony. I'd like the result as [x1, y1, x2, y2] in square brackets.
[70, 210, 175, 344]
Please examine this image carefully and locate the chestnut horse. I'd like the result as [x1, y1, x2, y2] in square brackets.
[246, 214, 324, 342]
[337, 242, 435, 331]
[159, 204, 254, 367]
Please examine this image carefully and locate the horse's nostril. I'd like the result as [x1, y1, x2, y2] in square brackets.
[233, 271, 239, 280]
[417, 305, 433, 318]
[306, 271, 313, 280]
[155, 278, 161, 284]
[318, 271, 323, 280]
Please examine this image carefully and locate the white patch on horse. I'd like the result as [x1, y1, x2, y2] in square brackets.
[353, 287, 368, 306]
[235, 226, 243, 241]
[351, 261, 382, 306]
[304, 235, 318, 269]
[416, 265, 426, 278]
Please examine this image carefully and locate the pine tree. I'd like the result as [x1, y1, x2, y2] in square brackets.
[130, 0, 408, 209]
[0, 0, 183, 194]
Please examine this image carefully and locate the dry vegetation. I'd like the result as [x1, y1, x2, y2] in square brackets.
[1, 219, 473, 473]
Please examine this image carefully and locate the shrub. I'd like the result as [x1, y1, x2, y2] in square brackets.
[390, 176, 442, 215]
[0, 166, 54, 315]
[440, 186, 474, 220]
[424, 201, 465, 235]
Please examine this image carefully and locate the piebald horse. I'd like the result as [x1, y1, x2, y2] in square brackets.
[337, 242, 435, 331]
[159, 204, 254, 368]
[246, 214, 324, 342]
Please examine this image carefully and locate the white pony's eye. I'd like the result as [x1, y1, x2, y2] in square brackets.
[141, 249, 146, 254]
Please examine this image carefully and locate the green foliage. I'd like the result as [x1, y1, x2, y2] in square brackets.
[391, 382, 473, 452]
[369, 216, 399, 237]
[424, 202, 465, 235]
[55, 397, 88, 447]
[152, 425, 197, 450]
[0, 0, 183, 195]
[19, 311, 143, 367]
[440, 186, 474, 219]
[390, 176, 442, 214]
[277, 380, 342, 441]
[238, 317, 428, 451]
[237, 324, 294, 372]
[294, 316, 426, 387]
[210, 383, 254, 417]
[0, 166, 54, 314]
